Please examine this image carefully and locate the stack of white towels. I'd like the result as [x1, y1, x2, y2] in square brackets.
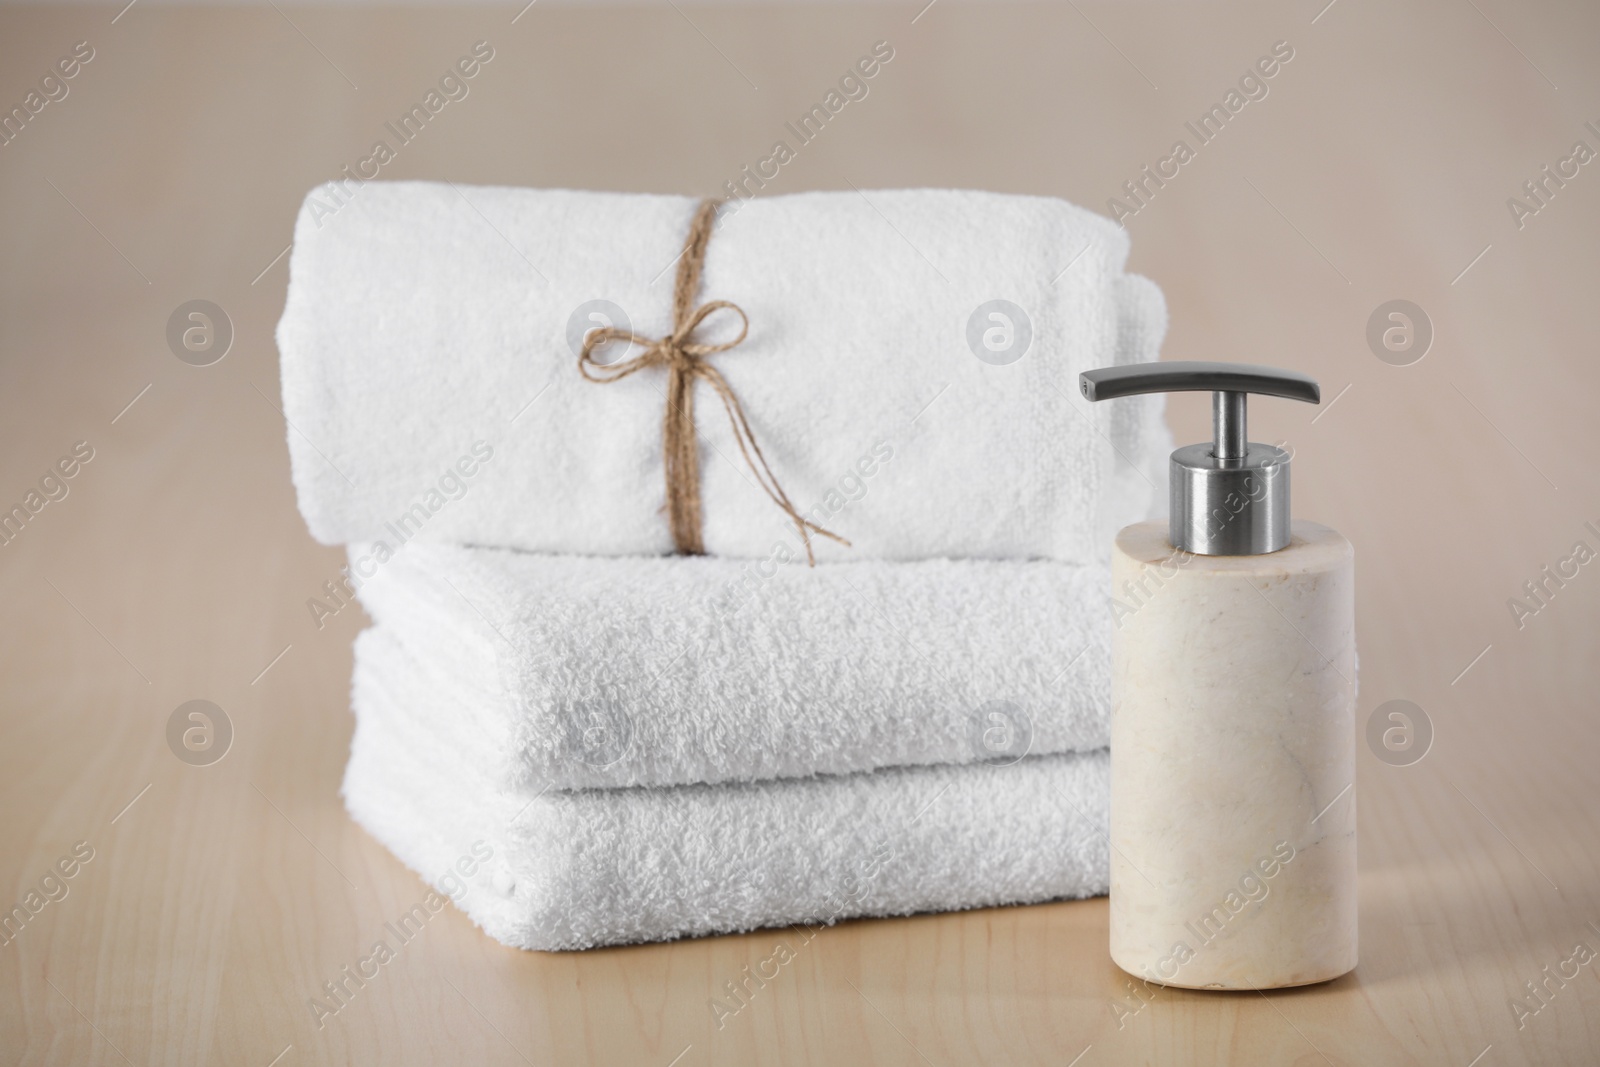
[278, 184, 1170, 950]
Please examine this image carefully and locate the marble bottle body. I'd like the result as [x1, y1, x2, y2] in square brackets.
[1108, 520, 1357, 990]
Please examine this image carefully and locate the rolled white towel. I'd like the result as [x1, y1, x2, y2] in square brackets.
[342, 627, 1111, 952]
[349, 545, 1112, 791]
[278, 183, 1168, 563]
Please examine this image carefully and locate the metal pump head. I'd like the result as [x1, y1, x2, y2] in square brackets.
[1079, 361, 1321, 555]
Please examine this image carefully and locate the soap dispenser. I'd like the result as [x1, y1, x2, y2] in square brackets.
[1081, 361, 1356, 990]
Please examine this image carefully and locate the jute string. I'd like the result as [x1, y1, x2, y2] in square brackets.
[578, 199, 848, 565]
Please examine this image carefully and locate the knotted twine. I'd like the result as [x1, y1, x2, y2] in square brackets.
[578, 199, 849, 566]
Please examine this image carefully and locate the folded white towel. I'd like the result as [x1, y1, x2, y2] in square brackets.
[343, 626, 1111, 951]
[351, 544, 1112, 791]
[279, 184, 1169, 563]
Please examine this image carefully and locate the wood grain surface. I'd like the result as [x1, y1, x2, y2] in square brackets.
[1, 1, 1597, 1064]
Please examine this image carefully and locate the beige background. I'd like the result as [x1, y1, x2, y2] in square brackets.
[2, 1, 1598, 1063]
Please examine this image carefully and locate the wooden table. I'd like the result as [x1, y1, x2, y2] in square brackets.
[2, 2, 1597, 1063]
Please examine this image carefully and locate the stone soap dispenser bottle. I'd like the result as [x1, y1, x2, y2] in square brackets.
[1080, 361, 1356, 990]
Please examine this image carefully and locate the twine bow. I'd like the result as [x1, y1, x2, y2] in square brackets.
[578, 199, 849, 565]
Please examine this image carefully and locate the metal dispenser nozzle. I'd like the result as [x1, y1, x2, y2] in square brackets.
[1080, 361, 1321, 555]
